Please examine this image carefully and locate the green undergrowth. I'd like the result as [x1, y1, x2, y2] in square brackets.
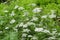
[0, 0, 60, 40]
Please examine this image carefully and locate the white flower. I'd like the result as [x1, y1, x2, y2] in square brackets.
[43, 30, 50, 33]
[28, 35, 32, 37]
[14, 5, 19, 9]
[22, 29, 30, 33]
[10, 11, 15, 16]
[35, 28, 43, 32]
[51, 30, 57, 35]
[26, 22, 35, 26]
[41, 15, 47, 18]
[18, 7, 24, 11]
[51, 10, 56, 14]
[58, 33, 60, 35]
[31, 17, 38, 21]
[22, 33, 27, 37]
[23, 24, 28, 28]
[0, 31, 2, 33]
[4, 10, 8, 12]
[5, 27, 9, 29]
[31, 3, 36, 7]
[19, 22, 24, 27]
[10, 19, 16, 24]
[31, 36, 38, 40]
[32, 7, 42, 13]
[23, 10, 29, 16]
[49, 14, 56, 18]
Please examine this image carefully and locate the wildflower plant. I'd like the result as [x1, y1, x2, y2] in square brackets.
[0, 0, 60, 40]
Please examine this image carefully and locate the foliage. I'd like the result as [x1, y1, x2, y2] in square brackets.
[0, 0, 60, 40]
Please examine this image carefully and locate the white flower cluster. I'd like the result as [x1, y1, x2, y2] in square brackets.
[10, 11, 15, 16]
[22, 29, 30, 33]
[35, 28, 43, 32]
[10, 19, 16, 24]
[30, 16, 38, 21]
[14, 5, 24, 11]
[5, 27, 9, 30]
[49, 13, 56, 18]
[23, 10, 29, 16]
[0, 31, 2, 33]
[35, 27, 50, 33]
[14, 5, 19, 9]
[4, 10, 9, 13]
[41, 15, 47, 18]
[32, 7, 42, 13]
[19, 22, 24, 27]
[3, 3, 59, 40]
[22, 33, 27, 37]
[18, 7, 24, 11]
[41, 14, 56, 19]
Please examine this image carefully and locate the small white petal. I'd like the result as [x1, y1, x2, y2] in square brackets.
[0, 31, 3, 33]
[31, 36, 38, 40]
[32, 7, 42, 13]
[49, 14, 56, 18]
[18, 7, 24, 11]
[22, 33, 27, 37]
[31, 17, 38, 21]
[23, 10, 29, 16]
[51, 10, 56, 14]
[4, 10, 8, 12]
[5, 27, 9, 29]
[28, 35, 32, 37]
[26, 22, 35, 26]
[43, 30, 50, 33]
[10, 11, 15, 16]
[41, 15, 47, 18]
[14, 5, 19, 9]
[23, 24, 28, 28]
[22, 29, 30, 33]
[35, 28, 43, 32]
[10, 19, 16, 24]
[19, 22, 24, 27]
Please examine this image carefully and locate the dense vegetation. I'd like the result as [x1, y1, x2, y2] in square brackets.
[0, 0, 60, 40]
